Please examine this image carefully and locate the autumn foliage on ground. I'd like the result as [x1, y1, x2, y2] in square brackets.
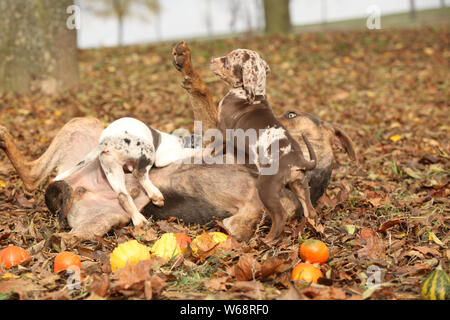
[0, 25, 448, 300]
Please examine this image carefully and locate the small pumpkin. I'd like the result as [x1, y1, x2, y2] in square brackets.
[151, 233, 191, 260]
[291, 263, 323, 284]
[0, 245, 30, 269]
[110, 240, 150, 273]
[420, 265, 449, 300]
[299, 239, 329, 264]
[54, 251, 82, 273]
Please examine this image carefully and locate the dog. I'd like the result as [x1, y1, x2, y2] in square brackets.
[53, 117, 189, 227]
[210, 49, 319, 241]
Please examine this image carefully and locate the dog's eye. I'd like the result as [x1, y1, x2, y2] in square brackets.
[221, 57, 229, 67]
[285, 111, 298, 119]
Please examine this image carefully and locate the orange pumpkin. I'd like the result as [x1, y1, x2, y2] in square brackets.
[0, 245, 30, 269]
[54, 251, 81, 273]
[291, 263, 323, 283]
[299, 239, 329, 264]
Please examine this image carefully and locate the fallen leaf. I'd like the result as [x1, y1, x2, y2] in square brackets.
[191, 231, 219, 259]
[389, 134, 402, 142]
[277, 283, 306, 300]
[428, 232, 444, 247]
[0, 278, 39, 299]
[300, 286, 347, 300]
[15, 195, 34, 208]
[404, 167, 424, 180]
[413, 246, 441, 257]
[113, 258, 166, 291]
[89, 274, 109, 297]
[204, 276, 229, 291]
[377, 219, 404, 233]
[230, 281, 265, 299]
[260, 257, 289, 279]
[344, 224, 356, 235]
[367, 196, 383, 207]
[331, 91, 349, 101]
[357, 228, 386, 261]
[234, 254, 261, 281]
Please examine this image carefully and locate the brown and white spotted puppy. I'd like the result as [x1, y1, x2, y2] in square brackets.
[210, 49, 318, 242]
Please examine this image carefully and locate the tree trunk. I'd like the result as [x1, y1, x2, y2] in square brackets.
[263, 0, 291, 34]
[118, 14, 124, 46]
[441, 0, 446, 8]
[409, 0, 416, 20]
[0, 0, 79, 95]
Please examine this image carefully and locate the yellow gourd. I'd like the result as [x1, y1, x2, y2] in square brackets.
[110, 240, 150, 273]
[151, 233, 184, 260]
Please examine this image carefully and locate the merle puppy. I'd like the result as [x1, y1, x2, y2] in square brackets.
[210, 49, 318, 241]
[54, 117, 186, 227]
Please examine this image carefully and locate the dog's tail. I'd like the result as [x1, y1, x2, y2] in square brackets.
[323, 122, 357, 162]
[53, 146, 102, 181]
[300, 134, 317, 170]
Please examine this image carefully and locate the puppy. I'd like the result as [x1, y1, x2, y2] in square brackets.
[210, 49, 318, 241]
[54, 117, 187, 226]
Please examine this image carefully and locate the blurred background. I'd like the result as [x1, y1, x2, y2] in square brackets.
[77, 0, 450, 48]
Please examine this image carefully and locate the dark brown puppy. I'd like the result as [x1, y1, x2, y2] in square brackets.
[210, 49, 318, 241]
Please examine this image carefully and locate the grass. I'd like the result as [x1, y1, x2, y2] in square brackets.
[293, 7, 450, 33]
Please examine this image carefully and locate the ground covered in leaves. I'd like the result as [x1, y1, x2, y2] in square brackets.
[0, 25, 448, 300]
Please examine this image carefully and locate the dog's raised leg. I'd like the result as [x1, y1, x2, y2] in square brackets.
[172, 41, 218, 134]
[99, 151, 148, 226]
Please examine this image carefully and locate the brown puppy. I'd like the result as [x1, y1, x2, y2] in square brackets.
[210, 49, 318, 241]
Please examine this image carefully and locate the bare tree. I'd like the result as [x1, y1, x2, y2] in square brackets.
[409, 0, 416, 20]
[0, 0, 79, 94]
[254, 0, 264, 31]
[441, 0, 446, 8]
[263, 0, 291, 34]
[87, 0, 160, 46]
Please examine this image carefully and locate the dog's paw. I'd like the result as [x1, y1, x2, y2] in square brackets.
[172, 40, 191, 72]
[151, 195, 165, 207]
[131, 213, 148, 227]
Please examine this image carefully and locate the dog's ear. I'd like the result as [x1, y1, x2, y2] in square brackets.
[242, 53, 269, 104]
[263, 59, 271, 74]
